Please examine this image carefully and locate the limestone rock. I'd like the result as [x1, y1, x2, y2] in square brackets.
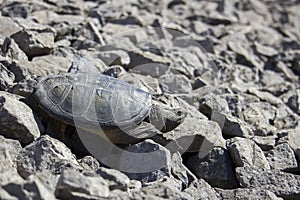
[0, 63, 14, 91]
[152, 115, 226, 154]
[265, 143, 298, 171]
[55, 169, 110, 200]
[0, 91, 40, 144]
[184, 179, 219, 200]
[226, 137, 270, 169]
[186, 147, 238, 189]
[11, 29, 55, 59]
[121, 139, 188, 185]
[159, 74, 192, 94]
[78, 156, 100, 171]
[217, 188, 282, 200]
[17, 135, 80, 180]
[236, 166, 300, 199]
[95, 167, 130, 191]
[2, 175, 56, 200]
[0, 16, 21, 40]
[252, 135, 276, 151]
[0, 136, 24, 186]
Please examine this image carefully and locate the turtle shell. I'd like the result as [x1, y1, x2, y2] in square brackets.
[34, 73, 152, 132]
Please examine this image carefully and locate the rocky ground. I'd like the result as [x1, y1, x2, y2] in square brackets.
[0, 0, 300, 199]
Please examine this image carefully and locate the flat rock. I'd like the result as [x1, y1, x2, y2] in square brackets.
[184, 179, 219, 200]
[0, 135, 22, 166]
[265, 143, 298, 171]
[55, 169, 110, 200]
[186, 147, 238, 189]
[159, 74, 192, 94]
[213, 112, 252, 137]
[226, 137, 270, 169]
[2, 175, 56, 200]
[0, 187, 18, 200]
[273, 104, 299, 130]
[0, 16, 21, 40]
[0, 136, 24, 186]
[236, 166, 300, 199]
[248, 88, 283, 106]
[0, 63, 15, 91]
[198, 93, 230, 118]
[0, 91, 40, 144]
[139, 177, 193, 200]
[17, 135, 80, 180]
[95, 167, 130, 191]
[280, 89, 300, 115]
[216, 188, 282, 200]
[252, 135, 276, 151]
[120, 139, 189, 187]
[11, 29, 55, 59]
[127, 50, 171, 78]
[152, 115, 225, 154]
[97, 49, 130, 66]
[242, 102, 277, 136]
[78, 156, 100, 171]
[278, 127, 300, 161]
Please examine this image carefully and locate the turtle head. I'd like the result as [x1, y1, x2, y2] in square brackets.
[149, 101, 186, 132]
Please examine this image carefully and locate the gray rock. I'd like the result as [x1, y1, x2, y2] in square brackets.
[216, 188, 283, 200]
[2, 175, 56, 200]
[120, 139, 170, 183]
[227, 137, 270, 169]
[95, 167, 130, 191]
[1, 37, 28, 61]
[152, 115, 225, 154]
[0, 187, 18, 200]
[0, 136, 24, 186]
[248, 88, 283, 106]
[186, 147, 238, 189]
[97, 49, 130, 66]
[0, 91, 40, 144]
[55, 169, 109, 200]
[0, 16, 21, 40]
[103, 65, 127, 78]
[121, 139, 189, 187]
[260, 70, 286, 89]
[127, 73, 163, 95]
[192, 76, 207, 89]
[280, 89, 300, 115]
[214, 112, 252, 137]
[140, 177, 193, 200]
[17, 135, 80, 179]
[278, 127, 300, 161]
[184, 179, 219, 200]
[127, 50, 171, 77]
[0, 135, 22, 166]
[1, 1, 50, 18]
[265, 143, 298, 171]
[0, 63, 15, 91]
[199, 93, 230, 118]
[236, 166, 300, 199]
[9, 56, 68, 83]
[11, 29, 55, 59]
[78, 156, 100, 171]
[252, 135, 276, 151]
[159, 74, 192, 94]
[254, 42, 278, 57]
[273, 103, 299, 130]
[242, 102, 277, 136]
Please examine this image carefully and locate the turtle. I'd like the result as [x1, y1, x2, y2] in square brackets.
[33, 72, 185, 144]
